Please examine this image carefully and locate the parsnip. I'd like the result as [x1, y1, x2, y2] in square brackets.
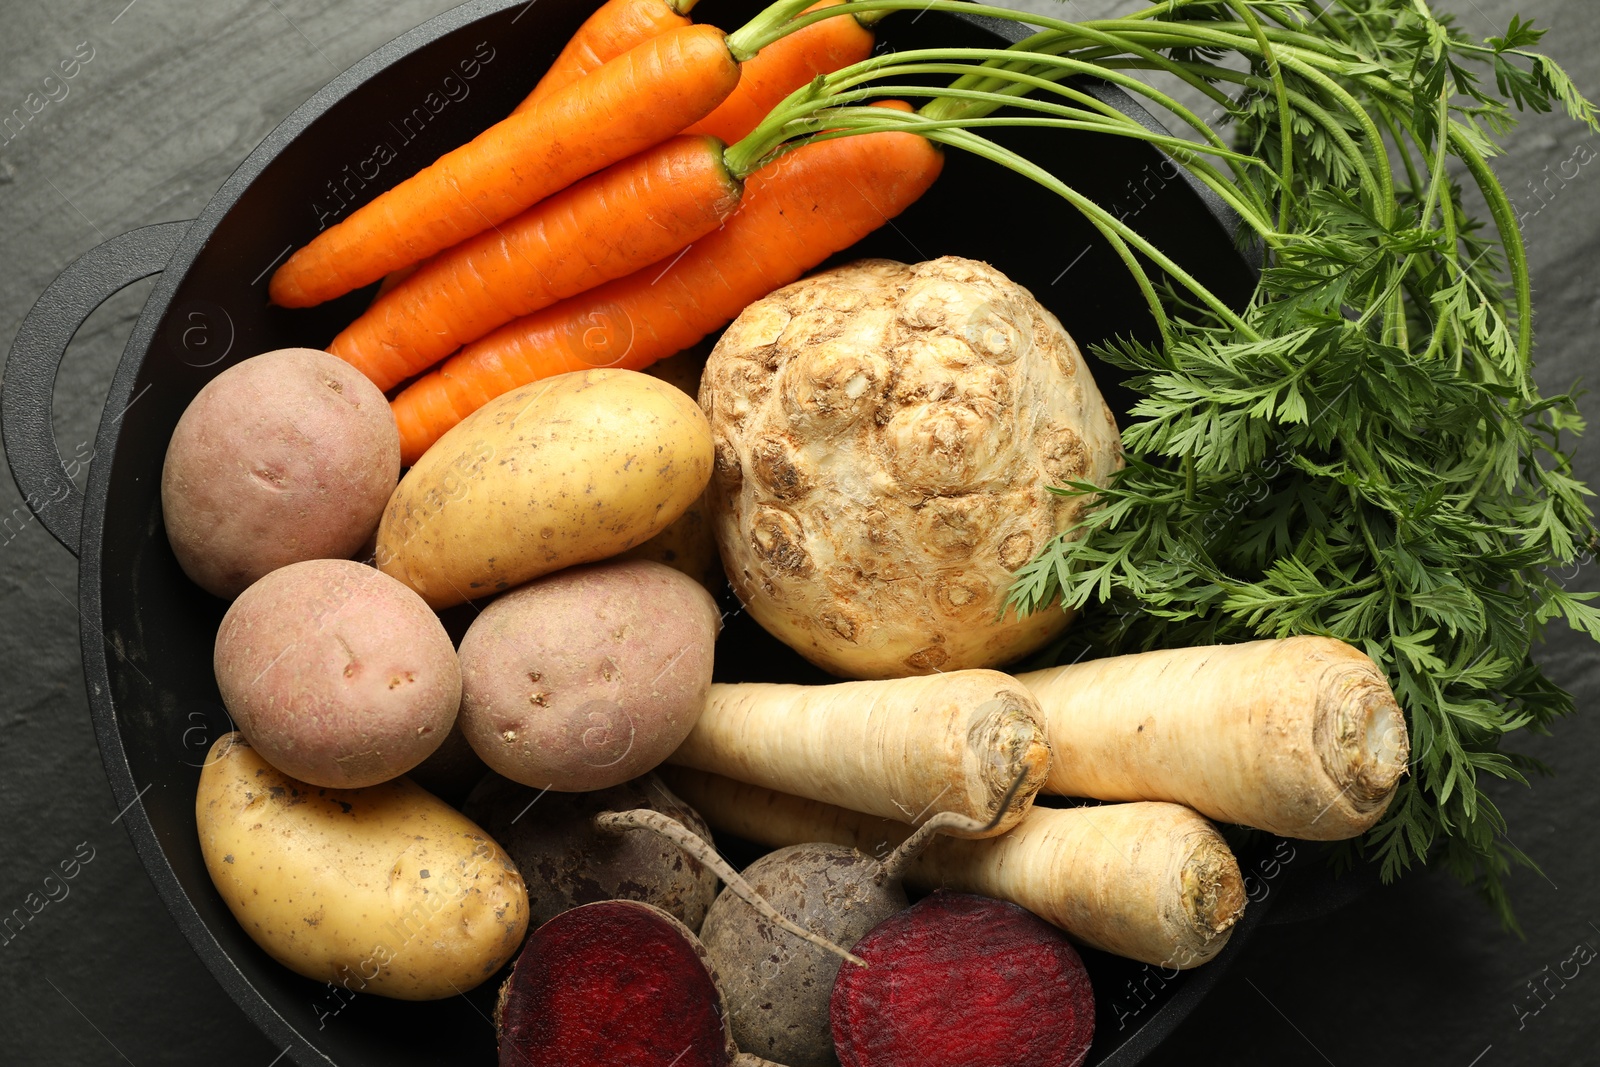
[665, 670, 1049, 837]
[1020, 636, 1408, 839]
[662, 769, 1245, 969]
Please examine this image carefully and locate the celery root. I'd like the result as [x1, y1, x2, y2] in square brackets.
[1019, 636, 1409, 840]
[665, 669, 1049, 836]
[662, 769, 1244, 968]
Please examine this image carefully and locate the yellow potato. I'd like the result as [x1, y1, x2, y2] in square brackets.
[195, 733, 528, 1001]
[376, 368, 714, 609]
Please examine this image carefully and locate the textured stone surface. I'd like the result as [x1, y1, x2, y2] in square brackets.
[2, 1, 1596, 1065]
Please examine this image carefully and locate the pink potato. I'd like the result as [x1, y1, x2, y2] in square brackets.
[457, 560, 720, 791]
[214, 559, 461, 788]
[162, 347, 400, 599]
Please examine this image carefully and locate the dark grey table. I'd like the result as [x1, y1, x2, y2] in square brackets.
[2, 1, 1596, 1064]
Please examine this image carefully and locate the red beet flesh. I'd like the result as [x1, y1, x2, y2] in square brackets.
[830, 891, 1095, 1067]
[498, 900, 732, 1067]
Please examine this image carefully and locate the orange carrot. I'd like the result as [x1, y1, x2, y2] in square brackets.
[269, 25, 740, 308]
[515, 0, 694, 114]
[372, 263, 420, 302]
[391, 113, 942, 464]
[327, 136, 742, 392]
[685, 1, 876, 144]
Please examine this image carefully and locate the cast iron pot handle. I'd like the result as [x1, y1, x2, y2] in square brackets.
[2, 221, 190, 557]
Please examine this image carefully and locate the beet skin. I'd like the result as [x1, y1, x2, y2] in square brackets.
[830, 891, 1095, 1067]
[497, 901, 735, 1067]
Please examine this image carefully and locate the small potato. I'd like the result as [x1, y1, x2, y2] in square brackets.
[162, 348, 400, 599]
[375, 368, 713, 609]
[195, 733, 527, 1000]
[214, 559, 460, 788]
[457, 559, 719, 791]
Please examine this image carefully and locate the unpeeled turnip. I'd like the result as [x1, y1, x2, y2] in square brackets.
[700, 256, 1123, 679]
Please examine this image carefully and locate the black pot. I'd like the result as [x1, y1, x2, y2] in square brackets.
[3, 0, 1297, 1064]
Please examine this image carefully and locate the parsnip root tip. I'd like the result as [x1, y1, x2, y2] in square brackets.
[1315, 663, 1410, 826]
[1181, 831, 1247, 942]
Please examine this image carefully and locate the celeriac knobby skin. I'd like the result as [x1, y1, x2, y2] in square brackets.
[1019, 636, 1410, 840]
[194, 733, 528, 1000]
[375, 367, 713, 609]
[662, 769, 1244, 969]
[665, 669, 1050, 836]
[701, 256, 1123, 679]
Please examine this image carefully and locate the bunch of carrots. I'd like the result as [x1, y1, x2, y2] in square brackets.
[277, 0, 1247, 464]
[278, 0, 1545, 468]
[273, 0, 936, 464]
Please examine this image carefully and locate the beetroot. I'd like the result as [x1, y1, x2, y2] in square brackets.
[498, 901, 733, 1067]
[463, 772, 720, 931]
[830, 891, 1095, 1067]
[496, 900, 784, 1067]
[698, 778, 1031, 1065]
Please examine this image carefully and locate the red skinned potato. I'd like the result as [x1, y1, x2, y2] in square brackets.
[214, 559, 460, 788]
[457, 559, 720, 791]
[162, 347, 399, 599]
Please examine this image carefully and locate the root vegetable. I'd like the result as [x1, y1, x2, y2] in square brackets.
[662, 769, 1245, 968]
[700, 788, 1023, 1066]
[327, 135, 743, 391]
[830, 891, 1094, 1067]
[455, 559, 719, 790]
[683, 0, 875, 144]
[592, 807, 864, 968]
[461, 772, 720, 931]
[196, 733, 528, 1000]
[1018, 636, 1410, 840]
[512, 0, 693, 113]
[665, 670, 1049, 836]
[268, 25, 740, 307]
[375, 368, 712, 608]
[161, 347, 399, 599]
[701, 256, 1123, 679]
[496, 900, 785, 1067]
[213, 559, 460, 788]
[467, 763, 863, 969]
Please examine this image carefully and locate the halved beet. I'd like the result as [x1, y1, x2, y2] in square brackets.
[497, 900, 738, 1067]
[830, 891, 1095, 1067]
